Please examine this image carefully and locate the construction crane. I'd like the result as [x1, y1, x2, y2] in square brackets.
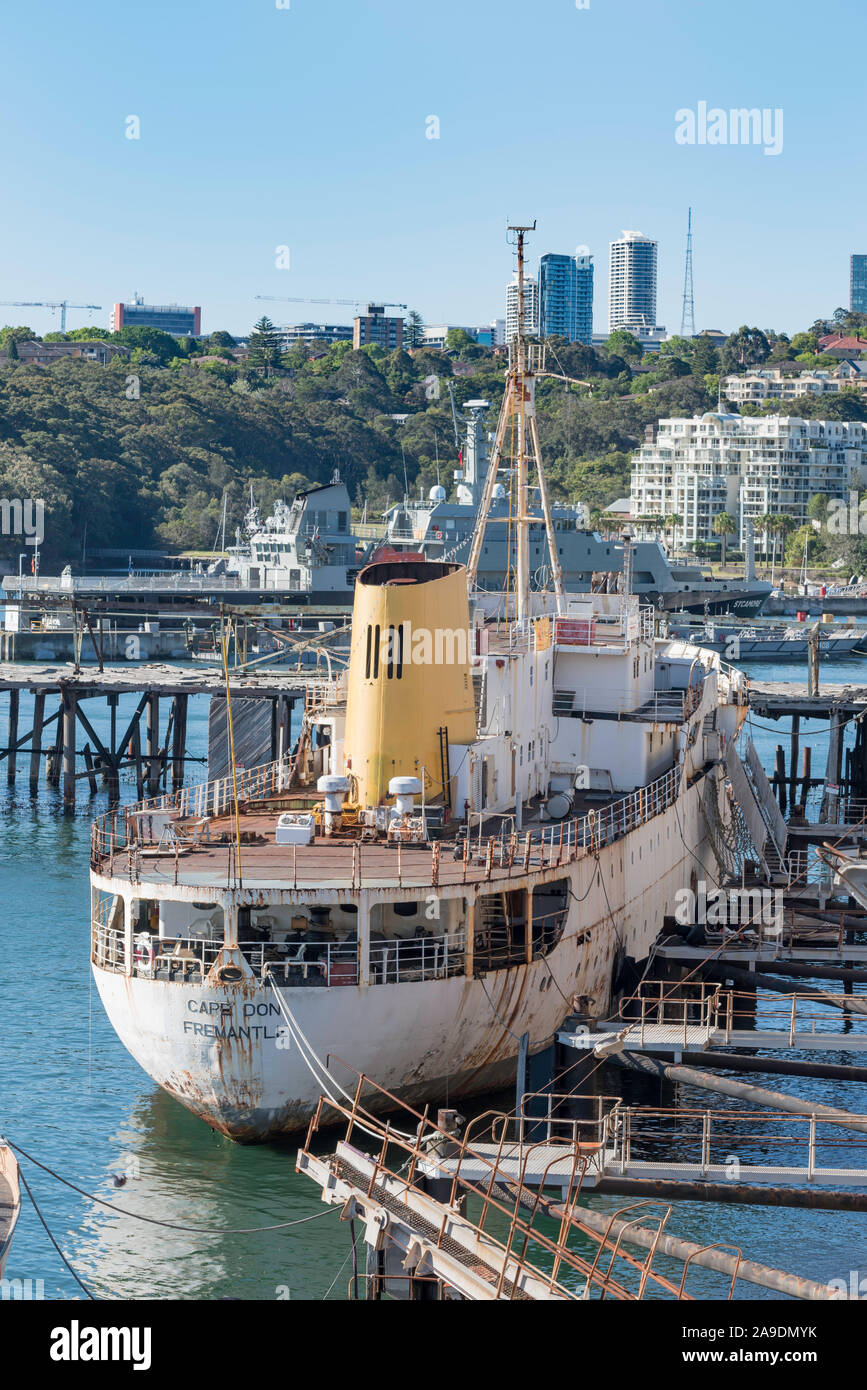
[254, 295, 407, 312]
[0, 300, 102, 333]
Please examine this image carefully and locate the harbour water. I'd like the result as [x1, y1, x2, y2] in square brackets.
[2, 657, 867, 1300]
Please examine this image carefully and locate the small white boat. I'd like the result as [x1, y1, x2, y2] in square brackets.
[0, 1140, 21, 1278]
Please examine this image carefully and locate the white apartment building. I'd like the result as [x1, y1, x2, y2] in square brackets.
[505, 275, 540, 340]
[608, 230, 658, 334]
[592, 326, 668, 354]
[723, 361, 867, 405]
[630, 411, 867, 547]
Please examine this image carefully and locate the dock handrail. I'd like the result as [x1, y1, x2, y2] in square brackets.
[617, 981, 724, 1047]
[614, 981, 867, 1047]
[609, 1103, 867, 1179]
[298, 1063, 688, 1301]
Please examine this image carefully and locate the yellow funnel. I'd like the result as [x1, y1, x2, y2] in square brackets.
[343, 559, 476, 806]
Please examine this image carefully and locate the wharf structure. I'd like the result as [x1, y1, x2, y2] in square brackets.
[0, 662, 332, 806]
[295, 1071, 848, 1300]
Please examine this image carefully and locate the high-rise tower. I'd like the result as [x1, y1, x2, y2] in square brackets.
[505, 275, 539, 340]
[608, 231, 658, 334]
[851, 254, 867, 314]
[538, 251, 594, 344]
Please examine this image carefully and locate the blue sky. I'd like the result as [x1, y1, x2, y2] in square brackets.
[0, 0, 863, 339]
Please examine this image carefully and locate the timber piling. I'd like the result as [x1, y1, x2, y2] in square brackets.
[0, 663, 337, 809]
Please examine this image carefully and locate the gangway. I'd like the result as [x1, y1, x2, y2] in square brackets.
[559, 982, 867, 1055]
[429, 1092, 867, 1196]
[296, 1067, 849, 1299]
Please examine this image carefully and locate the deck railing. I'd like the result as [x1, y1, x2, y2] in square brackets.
[11, 574, 246, 594]
[615, 982, 867, 1047]
[369, 931, 465, 984]
[91, 751, 296, 860]
[617, 982, 724, 1046]
[92, 921, 128, 973]
[91, 917, 465, 988]
[609, 1104, 867, 1182]
[92, 756, 691, 889]
[91, 924, 360, 986]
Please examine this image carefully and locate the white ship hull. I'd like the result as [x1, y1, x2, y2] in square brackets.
[93, 775, 718, 1140]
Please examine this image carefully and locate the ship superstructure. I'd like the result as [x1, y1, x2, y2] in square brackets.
[89, 227, 750, 1140]
[229, 476, 359, 601]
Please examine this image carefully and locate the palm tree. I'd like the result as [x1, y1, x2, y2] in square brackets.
[633, 514, 664, 538]
[755, 513, 774, 575]
[664, 513, 683, 552]
[712, 511, 737, 569]
[775, 515, 796, 581]
[758, 514, 795, 585]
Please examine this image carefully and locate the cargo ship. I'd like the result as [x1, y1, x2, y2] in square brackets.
[88, 228, 750, 1140]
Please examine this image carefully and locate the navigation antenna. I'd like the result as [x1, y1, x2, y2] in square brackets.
[212, 492, 228, 557]
[680, 207, 695, 338]
[621, 531, 634, 630]
[466, 222, 565, 620]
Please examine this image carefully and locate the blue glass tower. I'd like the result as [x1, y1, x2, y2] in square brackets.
[851, 255, 867, 314]
[539, 252, 594, 344]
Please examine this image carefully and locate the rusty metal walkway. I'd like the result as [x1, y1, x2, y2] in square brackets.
[559, 981, 867, 1057]
[299, 1140, 569, 1300]
[655, 941, 867, 965]
[559, 1020, 867, 1053]
[441, 1143, 867, 1195]
[430, 1096, 867, 1198]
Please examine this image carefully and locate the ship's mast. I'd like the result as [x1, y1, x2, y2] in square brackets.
[466, 222, 565, 620]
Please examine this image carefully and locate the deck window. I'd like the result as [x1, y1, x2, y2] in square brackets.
[369, 899, 466, 983]
[474, 889, 527, 972]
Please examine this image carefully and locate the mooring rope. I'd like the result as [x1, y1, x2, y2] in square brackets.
[7, 1141, 340, 1235]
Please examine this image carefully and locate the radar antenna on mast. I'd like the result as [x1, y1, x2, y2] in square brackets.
[465, 222, 565, 619]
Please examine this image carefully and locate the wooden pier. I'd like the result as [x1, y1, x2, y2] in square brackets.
[0, 662, 338, 808]
[749, 682, 867, 718]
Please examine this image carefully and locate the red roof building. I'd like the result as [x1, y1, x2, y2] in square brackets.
[817, 333, 867, 357]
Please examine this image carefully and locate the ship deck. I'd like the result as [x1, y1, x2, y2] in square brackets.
[93, 778, 648, 890]
[111, 805, 606, 889]
[91, 754, 689, 893]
